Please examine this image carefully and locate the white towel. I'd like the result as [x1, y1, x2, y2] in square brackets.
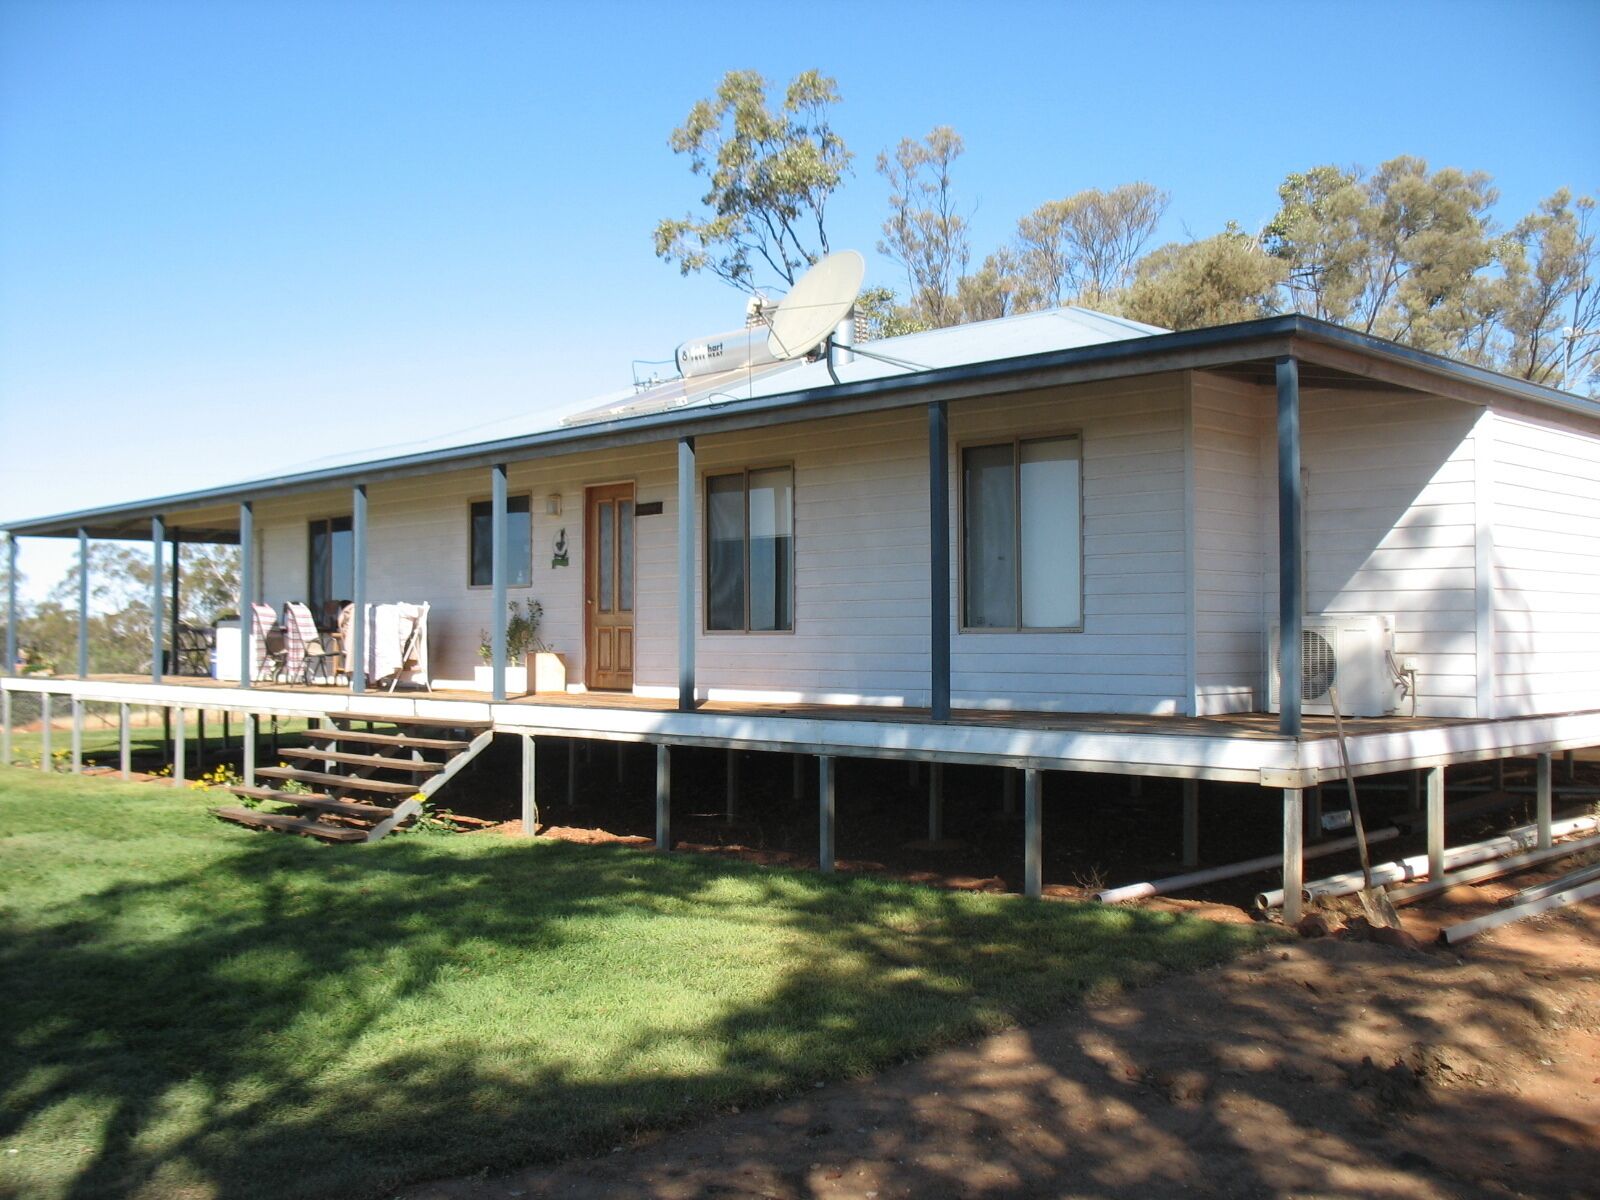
[351, 602, 430, 687]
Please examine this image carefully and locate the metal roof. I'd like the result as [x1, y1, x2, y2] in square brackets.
[4, 310, 1596, 540]
[558, 305, 1168, 425]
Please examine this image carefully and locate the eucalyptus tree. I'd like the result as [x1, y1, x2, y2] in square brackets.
[654, 69, 851, 293]
[1497, 189, 1598, 387]
[1014, 183, 1169, 309]
[1265, 157, 1499, 354]
[1121, 224, 1286, 330]
[877, 125, 971, 328]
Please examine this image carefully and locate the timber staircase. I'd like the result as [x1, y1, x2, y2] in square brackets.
[212, 712, 495, 842]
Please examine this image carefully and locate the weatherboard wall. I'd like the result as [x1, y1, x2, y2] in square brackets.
[1189, 371, 1270, 715]
[1488, 405, 1600, 717]
[668, 372, 1192, 713]
[1258, 386, 1485, 719]
[945, 373, 1190, 713]
[243, 371, 1594, 721]
[248, 375, 1194, 712]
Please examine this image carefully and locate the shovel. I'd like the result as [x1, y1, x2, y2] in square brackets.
[1328, 685, 1403, 930]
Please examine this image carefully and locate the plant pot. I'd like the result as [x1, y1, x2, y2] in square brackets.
[532, 651, 567, 694]
[473, 664, 528, 696]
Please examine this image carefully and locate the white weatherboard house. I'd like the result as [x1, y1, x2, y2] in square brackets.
[4, 294, 1599, 922]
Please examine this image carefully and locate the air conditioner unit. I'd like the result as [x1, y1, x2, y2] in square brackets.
[1269, 614, 1401, 717]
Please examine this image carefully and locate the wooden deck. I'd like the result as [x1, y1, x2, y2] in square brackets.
[8, 673, 1598, 787]
[59, 674, 1465, 742]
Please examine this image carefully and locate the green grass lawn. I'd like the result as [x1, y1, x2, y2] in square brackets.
[3, 714, 315, 772]
[0, 766, 1270, 1200]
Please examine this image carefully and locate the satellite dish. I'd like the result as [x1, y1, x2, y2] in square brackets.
[766, 250, 866, 361]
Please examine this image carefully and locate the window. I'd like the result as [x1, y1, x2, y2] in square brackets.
[961, 435, 1082, 630]
[469, 494, 533, 588]
[706, 466, 793, 631]
[308, 516, 353, 629]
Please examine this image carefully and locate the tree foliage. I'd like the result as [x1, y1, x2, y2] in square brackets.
[876, 126, 971, 328]
[1121, 224, 1286, 330]
[1264, 157, 1598, 385]
[655, 74, 1599, 390]
[7, 541, 239, 675]
[854, 285, 928, 341]
[1263, 157, 1501, 350]
[1014, 183, 1169, 310]
[654, 69, 851, 293]
[956, 247, 1026, 323]
[1497, 190, 1599, 386]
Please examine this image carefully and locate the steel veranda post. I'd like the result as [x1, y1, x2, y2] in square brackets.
[818, 755, 836, 871]
[1283, 787, 1304, 926]
[170, 535, 180, 668]
[928, 401, 951, 721]
[238, 501, 254, 688]
[520, 734, 537, 835]
[677, 436, 696, 712]
[1536, 753, 1553, 851]
[1427, 765, 1446, 880]
[119, 703, 131, 779]
[351, 485, 367, 694]
[1276, 355, 1303, 737]
[1024, 768, 1042, 897]
[77, 528, 89, 678]
[150, 517, 165, 683]
[656, 743, 671, 850]
[5, 533, 16, 675]
[491, 465, 508, 702]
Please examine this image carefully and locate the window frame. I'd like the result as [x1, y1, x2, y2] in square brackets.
[956, 430, 1085, 635]
[306, 513, 353, 629]
[701, 461, 796, 636]
[466, 491, 535, 591]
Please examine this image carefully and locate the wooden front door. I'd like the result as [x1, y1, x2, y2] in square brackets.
[584, 482, 635, 690]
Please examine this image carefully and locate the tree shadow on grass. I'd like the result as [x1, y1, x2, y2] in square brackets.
[0, 789, 1262, 1200]
[469, 905, 1600, 1200]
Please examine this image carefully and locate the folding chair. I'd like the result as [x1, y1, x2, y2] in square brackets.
[174, 623, 212, 676]
[259, 630, 289, 684]
[285, 602, 342, 686]
[252, 603, 288, 682]
[282, 603, 321, 685]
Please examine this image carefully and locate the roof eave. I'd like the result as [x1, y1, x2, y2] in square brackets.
[4, 315, 1594, 539]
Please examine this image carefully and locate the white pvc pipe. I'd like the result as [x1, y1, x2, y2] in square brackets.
[1296, 815, 1599, 905]
[1505, 860, 1600, 906]
[1099, 827, 1399, 905]
[1441, 877, 1600, 945]
[1255, 814, 1600, 909]
[1387, 832, 1600, 906]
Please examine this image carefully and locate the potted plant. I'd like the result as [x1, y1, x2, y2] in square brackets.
[475, 600, 565, 695]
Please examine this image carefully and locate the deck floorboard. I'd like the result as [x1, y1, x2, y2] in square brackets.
[72, 674, 1469, 742]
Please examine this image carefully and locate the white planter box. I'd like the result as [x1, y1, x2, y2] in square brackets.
[473, 653, 566, 696]
[474, 664, 528, 696]
[532, 651, 567, 694]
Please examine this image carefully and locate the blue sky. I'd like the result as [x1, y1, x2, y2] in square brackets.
[3, 0, 1597, 597]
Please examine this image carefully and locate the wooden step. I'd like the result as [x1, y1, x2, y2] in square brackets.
[305, 728, 472, 752]
[254, 767, 421, 796]
[225, 783, 334, 805]
[278, 748, 444, 774]
[339, 712, 492, 732]
[223, 785, 392, 822]
[286, 795, 396, 821]
[212, 806, 367, 842]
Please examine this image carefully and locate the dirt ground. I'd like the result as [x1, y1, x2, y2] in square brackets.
[404, 858, 1599, 1200]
